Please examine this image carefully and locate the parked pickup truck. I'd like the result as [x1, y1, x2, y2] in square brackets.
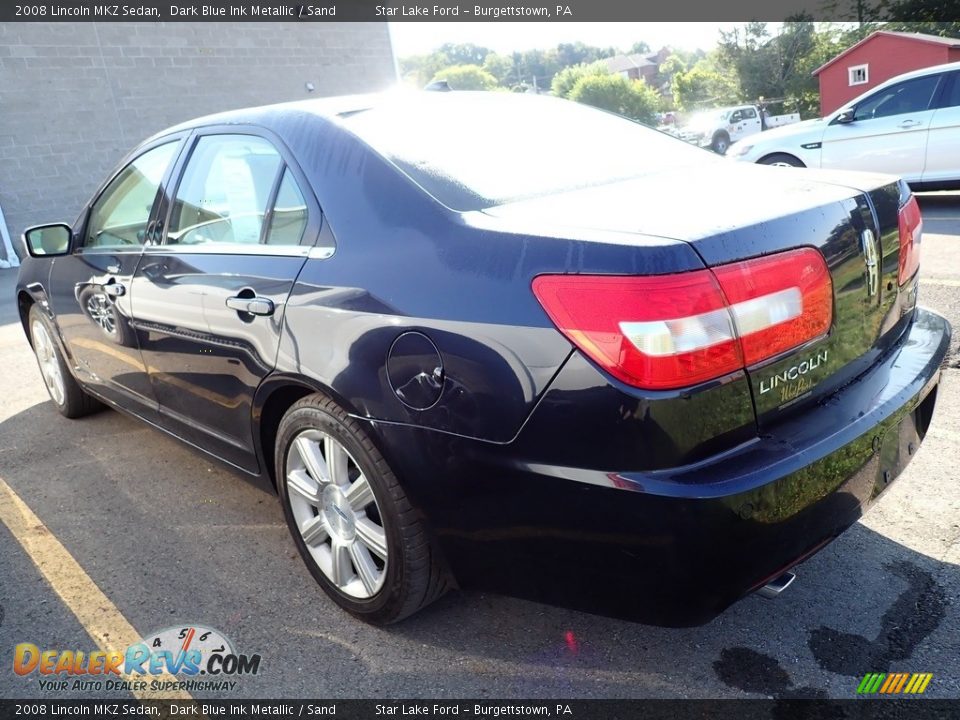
[679, 104, 801, 155]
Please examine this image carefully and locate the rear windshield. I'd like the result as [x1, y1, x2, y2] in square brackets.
[341, 93, 715, 212]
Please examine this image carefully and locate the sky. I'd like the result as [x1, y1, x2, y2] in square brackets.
[388, 22, 748, 57]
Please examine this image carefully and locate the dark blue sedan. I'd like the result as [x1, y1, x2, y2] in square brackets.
[16, 92, 950, 625]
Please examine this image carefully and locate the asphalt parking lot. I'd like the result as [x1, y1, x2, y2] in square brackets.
[1, 195, 958, 701]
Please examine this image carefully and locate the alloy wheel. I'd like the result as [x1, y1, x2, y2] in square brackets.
[285, 429, 388, 599]
[31, 319, 65, 406]
[86, 293, 117, 336]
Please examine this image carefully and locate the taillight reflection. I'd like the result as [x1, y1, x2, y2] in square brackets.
[898, 194, 922, 285]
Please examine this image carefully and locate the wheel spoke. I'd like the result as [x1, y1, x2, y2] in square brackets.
[349, 543, 379, 595]
[345, 474, 374, 511]
[300, 515, 328, 546]
[324, 435, 349, 486]
[330, 541, 351, 587]
[294, 435, 329, 485]
[287, 468, 321, 506]
[355, 517, 387, 559]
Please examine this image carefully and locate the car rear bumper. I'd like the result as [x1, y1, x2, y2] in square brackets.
[369, 308, 951, 625]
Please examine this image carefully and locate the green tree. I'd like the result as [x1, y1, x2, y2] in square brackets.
[482, 53, 516, 87]
[717, 17, 827, 117]
[551, 61, 610, 98]
[555, 41, 617, 67]
[672, 56, 741, 111]
[568, 74, 661, 125]
[628, 41, 651, 54]
[432, 65, 498, 91]
[435, 43, 492, 66]
[399, 52, 451, 88]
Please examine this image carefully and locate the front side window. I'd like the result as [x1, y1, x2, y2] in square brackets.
[854, 75, 940, 121]
[85, 142, 178, 249]
[169, 135, 282, 246]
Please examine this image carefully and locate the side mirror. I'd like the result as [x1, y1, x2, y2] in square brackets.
[23, 223, 71, 257]
[835, 109, 855, 124]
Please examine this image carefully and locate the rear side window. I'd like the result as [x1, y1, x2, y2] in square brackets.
[854, 75, 941, 120]
[169, 135, 282, 246]
[266, 169, 308, 245]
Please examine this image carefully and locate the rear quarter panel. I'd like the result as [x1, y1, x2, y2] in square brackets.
[274, 118, 707, 442]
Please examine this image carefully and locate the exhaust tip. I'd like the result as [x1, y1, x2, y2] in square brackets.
[757, 570, 796, 599]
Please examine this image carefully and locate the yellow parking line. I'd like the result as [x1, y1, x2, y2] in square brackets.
[0, 474, 192, 700]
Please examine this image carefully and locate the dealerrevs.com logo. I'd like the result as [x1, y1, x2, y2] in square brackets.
[13, 625, 261, 693]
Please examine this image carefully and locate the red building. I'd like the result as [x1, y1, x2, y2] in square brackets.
[813, 31, 960, 116]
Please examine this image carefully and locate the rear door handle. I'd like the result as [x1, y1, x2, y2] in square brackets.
[226, 296, 275, 316]
[103, 282, 126, 298]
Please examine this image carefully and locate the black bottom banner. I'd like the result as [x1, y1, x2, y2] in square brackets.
[1, 700, 959, 720]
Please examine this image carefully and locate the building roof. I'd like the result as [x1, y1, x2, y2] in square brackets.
[813, 30, 960, 76]
[605, 53, 657, 73]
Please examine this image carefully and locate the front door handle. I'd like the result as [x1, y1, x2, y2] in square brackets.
[226, 295, 275, 317]
[898, 119, 921, 129]
[103, 282, 126, 298]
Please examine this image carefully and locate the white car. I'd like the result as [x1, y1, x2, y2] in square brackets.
[730, 61, 960, 188]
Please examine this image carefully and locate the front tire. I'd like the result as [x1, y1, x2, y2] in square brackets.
[711, 131, 730, 155]
[28, 305, 102, 418]
[275, 393, 449, 624]
[759, 153, 806, 168]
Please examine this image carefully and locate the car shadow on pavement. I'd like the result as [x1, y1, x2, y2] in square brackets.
[383, 513, 957, 698]
[0, 400, 956, 699]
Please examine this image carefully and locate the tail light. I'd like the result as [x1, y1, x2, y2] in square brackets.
[532, 248, 832, 390]
[898, 194, 922, 285]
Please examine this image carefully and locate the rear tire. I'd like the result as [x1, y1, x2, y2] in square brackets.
[28, 305, 102, 418]
[276, 393, 450, 624]
[759, 153, 806, 168]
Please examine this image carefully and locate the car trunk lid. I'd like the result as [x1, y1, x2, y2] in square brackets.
[485, 163, 911, 430]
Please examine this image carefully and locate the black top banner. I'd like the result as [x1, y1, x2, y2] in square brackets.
[2, 0, 957, 22]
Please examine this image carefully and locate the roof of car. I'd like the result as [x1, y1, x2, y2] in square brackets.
[156, 92, 386, 134]
[145, 90, 574, 148]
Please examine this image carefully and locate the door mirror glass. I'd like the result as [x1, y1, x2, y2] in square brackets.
[835, 109, 855, 124]
[23, 223, 71, 257]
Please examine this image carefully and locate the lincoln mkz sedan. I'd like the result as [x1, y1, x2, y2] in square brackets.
[16, 92, 951, 625]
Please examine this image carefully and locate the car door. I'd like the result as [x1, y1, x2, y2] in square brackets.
[728, 107, 760, 142]
[129, 129, 322, 473]
[819, 73, 944, 181]
[922, 71, 960, 184]
[47, 137, 184, 414]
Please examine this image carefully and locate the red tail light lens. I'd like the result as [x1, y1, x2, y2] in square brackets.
[711, 249, 833, 366]
[898, 194, 922, 285]
[532, 248, 833, 390]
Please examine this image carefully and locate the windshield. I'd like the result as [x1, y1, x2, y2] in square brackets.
[688, 110, 729, 127]
[340, 92, 716, 212]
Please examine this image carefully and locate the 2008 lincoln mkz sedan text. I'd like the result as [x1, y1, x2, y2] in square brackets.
[16, 92, 951, 625]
